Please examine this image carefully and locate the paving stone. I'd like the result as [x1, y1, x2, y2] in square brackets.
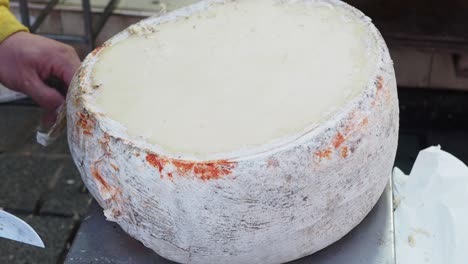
[41, 159, 92, 217]
[0, 106, 42, 153]
[0, 213, 75, 264]
[18, 130, 71, 156]
[0, 156, 63, 211]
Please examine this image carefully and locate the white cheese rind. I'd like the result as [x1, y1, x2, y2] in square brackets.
[67, 0, 399, 263]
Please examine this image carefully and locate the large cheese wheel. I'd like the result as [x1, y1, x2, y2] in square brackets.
[67, 0, 399, 263]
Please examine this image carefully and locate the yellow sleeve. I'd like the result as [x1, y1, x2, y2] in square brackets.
[0, 0, 29, 43]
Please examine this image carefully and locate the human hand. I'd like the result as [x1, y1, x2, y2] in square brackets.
[0, 31, 81, 121]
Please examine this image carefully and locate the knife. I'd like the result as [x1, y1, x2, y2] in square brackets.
[0, 210, 45, 248]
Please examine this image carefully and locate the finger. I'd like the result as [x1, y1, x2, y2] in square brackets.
[28, 75, 65, 112]
[61, 53, 81, 86]
[52, 47, 81, 87]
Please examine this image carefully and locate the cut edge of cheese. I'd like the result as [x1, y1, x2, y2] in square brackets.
[76, 0, 389, 161]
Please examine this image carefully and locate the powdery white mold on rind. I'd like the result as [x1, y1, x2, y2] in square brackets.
[67, 0, 399, 263]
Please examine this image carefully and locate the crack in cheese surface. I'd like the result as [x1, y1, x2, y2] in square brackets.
[92, 0, 378, 156]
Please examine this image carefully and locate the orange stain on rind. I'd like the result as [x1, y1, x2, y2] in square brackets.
[315, 148, 333, 160]
[91, 165, 109, 191]
[341, 146, 349, 158]
[76, 112, 94, 136]
[145, 154, 237, 181]
[333, 132, 345, 149]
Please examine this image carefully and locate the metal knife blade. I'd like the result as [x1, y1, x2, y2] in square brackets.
[0, 210, 45, 248]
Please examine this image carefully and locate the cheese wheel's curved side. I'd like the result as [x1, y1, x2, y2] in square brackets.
[67, 0, 398, 263]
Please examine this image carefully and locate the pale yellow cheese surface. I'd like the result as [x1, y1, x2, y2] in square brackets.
[93, 0, 378, 156]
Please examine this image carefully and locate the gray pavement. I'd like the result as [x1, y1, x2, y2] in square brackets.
[0, 104, 91, 264]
